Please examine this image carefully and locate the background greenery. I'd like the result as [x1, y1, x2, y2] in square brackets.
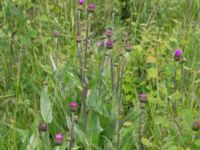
[0, 0, 200, 149]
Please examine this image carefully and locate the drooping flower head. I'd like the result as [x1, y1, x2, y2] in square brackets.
[79, 0, 84, 5]
[54, 133, 64, 146]
[88, 3, 95, 12]
[70, 101, 78, 112]
[106, 40, 113, 49]
[174, 49, 182, 60]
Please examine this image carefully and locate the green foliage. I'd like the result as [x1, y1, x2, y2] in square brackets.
[0, 0, 200, 149]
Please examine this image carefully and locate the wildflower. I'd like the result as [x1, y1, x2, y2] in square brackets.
[174, 49, 182, 60]
[70, 101, 78, 112]
[54, 31, 59, 37]
[88, 3, 95, 12]
[139, 93, 147, 103]
[192, 119, 200, 131]
[54, 133, 64, 146]
[38, 123, 48, 132]
[79, 0, 84, 5]
[106, 40, 113, 49]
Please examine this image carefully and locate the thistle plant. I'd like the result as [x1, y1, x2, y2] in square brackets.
[76, 1, 94, 132]
[173, 49, 182, 115]
[81, 2, 95, 131]
[68, 101, 78, 150]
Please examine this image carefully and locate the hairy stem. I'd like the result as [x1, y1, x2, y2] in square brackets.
[173, 61, 178, 116]
[82, 12, 92, 131]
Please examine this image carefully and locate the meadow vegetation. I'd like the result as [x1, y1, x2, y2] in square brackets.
[0, 0, 200, 149]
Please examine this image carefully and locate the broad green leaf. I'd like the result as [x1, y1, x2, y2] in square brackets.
[40, 91, 52, 123]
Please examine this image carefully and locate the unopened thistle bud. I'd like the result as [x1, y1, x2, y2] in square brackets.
[54, 133, 64, 146]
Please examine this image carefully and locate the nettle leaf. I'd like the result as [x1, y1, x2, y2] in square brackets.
[40, 91, 53, 123]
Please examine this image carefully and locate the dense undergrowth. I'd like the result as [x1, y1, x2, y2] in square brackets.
[0, 0, 200, 149]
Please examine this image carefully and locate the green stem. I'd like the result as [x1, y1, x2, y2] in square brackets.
[69, 113, 75, 150]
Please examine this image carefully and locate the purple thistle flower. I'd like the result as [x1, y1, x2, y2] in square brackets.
[139, 93, 147, 103]
[88, 3, 95, 12]
[174, 49, 182, 60]
[192, 119, 200, 131]
[70, 101, 78, 108]
[79, 0, 84, 5]
[54, 133, 64, 146]
[106, 40, 113, 49]
[70, 101, 78, 112]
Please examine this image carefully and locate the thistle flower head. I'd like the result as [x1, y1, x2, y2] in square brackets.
[192, 119, 200, 131]
[38, 123, 48, 132]
[88, 3, 95, 12]
[54, 133, 64, 146]
[174, 49, 182, 60]
[54, 31, 59, 37]
[139, 93, 147, 103]
[106, 40, 113, 49]
[70, 101, 78, 112]
[79, 0, 84, 5]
